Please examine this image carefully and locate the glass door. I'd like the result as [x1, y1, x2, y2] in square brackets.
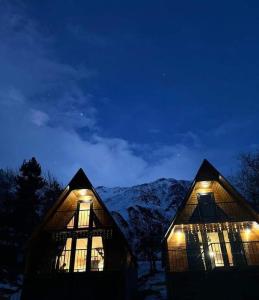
[207, 232, 224, 267]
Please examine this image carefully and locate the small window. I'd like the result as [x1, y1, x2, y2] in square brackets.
[78, 202, 91, 228]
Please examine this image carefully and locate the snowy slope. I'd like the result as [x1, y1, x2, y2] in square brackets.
[96, 178, 190, 300]
[97, 178, 189, 219]
[96, 178, 190, 253]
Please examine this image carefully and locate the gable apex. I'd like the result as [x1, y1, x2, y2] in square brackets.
[68, 168, 92, 191]
[195, 159, 220, 182]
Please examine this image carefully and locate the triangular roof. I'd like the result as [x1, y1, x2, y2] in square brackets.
[31, 168, 135, 260]
[164, 159, 259, 240]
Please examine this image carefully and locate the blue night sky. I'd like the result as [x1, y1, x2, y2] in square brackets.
[0, 0, 259, 186]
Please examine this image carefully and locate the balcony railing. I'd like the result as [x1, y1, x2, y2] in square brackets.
[168, 241, 259, 272]
[209, 241, 259, 268]
[178, 202, 252, 224]
[46, 209, 111, 230]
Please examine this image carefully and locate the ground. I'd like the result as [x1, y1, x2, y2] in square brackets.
[138, 261, 167, 300]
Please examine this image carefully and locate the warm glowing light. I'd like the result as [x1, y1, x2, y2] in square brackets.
[91, 237, 104, 271]
[78, 195, 93, 202]
[175, 230, 185, 242]
[245, 228, 251, 234]
[78, 189, 88, 196]
[209, 251, 215, 258]
[200, 181, 211, 188]
[253, 222, 259, 229]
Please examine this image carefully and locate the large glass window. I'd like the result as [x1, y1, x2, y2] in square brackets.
[53, 189, 106, 273]
[74, 238, 88, 272]
[56, 236, 104, 272]
[168, 222, 259, 272]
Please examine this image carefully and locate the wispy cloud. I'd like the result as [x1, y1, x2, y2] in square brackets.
[0, 2, 209, 186]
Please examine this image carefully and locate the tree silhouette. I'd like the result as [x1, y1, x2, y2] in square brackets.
[14, 157, 45, 237]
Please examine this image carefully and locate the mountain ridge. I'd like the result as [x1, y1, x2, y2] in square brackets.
[96, 177, 190, 255]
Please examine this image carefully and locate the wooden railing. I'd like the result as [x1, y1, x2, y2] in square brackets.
[168, 241, 259, 272]
[46, 209, 110, 230]
[178, 202, 252, 223]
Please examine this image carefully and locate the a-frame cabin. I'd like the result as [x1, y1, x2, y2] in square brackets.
[21, 169, 137, 300]
[163, 159, 259, 300]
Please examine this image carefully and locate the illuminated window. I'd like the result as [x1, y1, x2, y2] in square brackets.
[91, 237, 104, 271]
[207, 232, 224, 267]
[74, 238, 88, 272]
[78, 202, 91, 228]
[66, 200, 91, 229]
[67, 216, 74, 229]
[56, 236, 104, 272]
[57, 238, 72, 272]
[55, 190, 104, 273]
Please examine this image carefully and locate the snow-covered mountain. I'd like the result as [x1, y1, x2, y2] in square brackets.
[96, 178, 190, 255]
[96, 178, 190, 299]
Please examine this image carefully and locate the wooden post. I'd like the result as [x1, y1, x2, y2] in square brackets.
[218, 230, 230, 267]
[69, 202, 80, 272]
[86, 202, 94, 271]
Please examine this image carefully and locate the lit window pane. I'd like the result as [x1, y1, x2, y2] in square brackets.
[91, 237, 104, 271]
[78, 202, 90, 228]
[74, 238, 88, 272]
[67, 216, 74, 229]
[57, 238, 72, 272]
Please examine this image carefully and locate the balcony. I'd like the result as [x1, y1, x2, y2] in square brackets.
[167, 241, 259, 272]
[45, 209, 111, 231]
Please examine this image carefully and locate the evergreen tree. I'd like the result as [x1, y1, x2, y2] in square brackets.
[40, 172, 62, 216]
[0, 160, 63, 296]
[14, 157, 45, 237]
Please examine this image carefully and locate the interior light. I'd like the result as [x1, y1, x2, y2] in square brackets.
[78, 189, 88, 196]
[176, 230, 184, 240]
[209, 251, 214, 258]
[200, 181, 211, 188]
[245, 228, 251, 234]
[79, 197, 93, 203]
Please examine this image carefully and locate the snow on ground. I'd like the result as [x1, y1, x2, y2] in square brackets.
[138, 261, 167, 300]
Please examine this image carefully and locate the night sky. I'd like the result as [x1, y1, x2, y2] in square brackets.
[0, 0, 259, 186]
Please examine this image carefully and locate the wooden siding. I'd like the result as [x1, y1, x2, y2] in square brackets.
[176, 181, 254, 224]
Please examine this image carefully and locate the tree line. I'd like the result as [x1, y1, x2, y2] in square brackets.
[0, 151, 259, 291]
[0, 157, 62, 288]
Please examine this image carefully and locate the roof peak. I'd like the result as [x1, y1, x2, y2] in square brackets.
[68, 168, 93, 190]
[195, 159, 220, 182]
